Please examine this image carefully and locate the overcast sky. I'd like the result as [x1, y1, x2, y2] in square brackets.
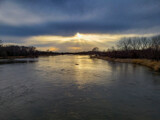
[0, 0, 160, 51]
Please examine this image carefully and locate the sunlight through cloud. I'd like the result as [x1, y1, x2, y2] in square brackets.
[24, 33, 155, 52]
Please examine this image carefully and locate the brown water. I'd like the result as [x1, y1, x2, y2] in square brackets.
[0, 55, 160, 120]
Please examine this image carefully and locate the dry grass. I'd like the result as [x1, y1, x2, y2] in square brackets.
[95, 56, 160, 71]
[132, 59, 160, 71]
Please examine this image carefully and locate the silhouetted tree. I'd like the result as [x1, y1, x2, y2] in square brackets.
[92, 47, 99, 52]
[106, 35, 160, 60]
[0, 40, 2, 47]
[117, 38, 130, 51]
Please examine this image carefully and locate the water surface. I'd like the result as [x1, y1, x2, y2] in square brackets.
[0, 55, 160, 120]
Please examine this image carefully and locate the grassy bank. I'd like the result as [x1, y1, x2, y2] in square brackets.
[93, 56, 160, 71]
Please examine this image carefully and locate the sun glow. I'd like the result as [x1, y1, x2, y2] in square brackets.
[25, 33, 154, 51]
[49, 47, 59, 51]
[76, 32, 82, 39]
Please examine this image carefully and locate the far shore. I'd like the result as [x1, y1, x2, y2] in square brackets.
[91, 56, 160, 72]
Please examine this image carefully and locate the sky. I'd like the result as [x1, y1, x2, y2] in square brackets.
[0, 0, 160, 52]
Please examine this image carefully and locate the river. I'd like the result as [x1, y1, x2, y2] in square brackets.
[0, 55, 160, 120]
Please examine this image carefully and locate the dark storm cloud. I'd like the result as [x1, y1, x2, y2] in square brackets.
[0, 0, 160, 37]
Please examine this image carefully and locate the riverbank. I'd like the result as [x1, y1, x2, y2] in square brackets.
[92, 56, 160, 71]
[0, 56, 38, 59]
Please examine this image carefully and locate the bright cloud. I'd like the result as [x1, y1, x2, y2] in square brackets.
[0, 0, 160, 51]
[15, 33, 154, 52]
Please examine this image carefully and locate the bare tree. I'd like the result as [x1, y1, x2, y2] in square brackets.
[92, 47, 99, 52]
[152, 35, 160, 50]
[0, 40, 2, 47]
[139, 37, 149, 49]
[109, 35, 160, 60]
[117, 38, 130, 51]
[129, 37, 137, 50]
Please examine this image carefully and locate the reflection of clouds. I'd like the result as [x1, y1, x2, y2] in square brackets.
[34, 55, 114, 87]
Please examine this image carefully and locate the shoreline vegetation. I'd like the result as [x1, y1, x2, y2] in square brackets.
[91, 55, 160, 71]
[90, 34, 160, 72]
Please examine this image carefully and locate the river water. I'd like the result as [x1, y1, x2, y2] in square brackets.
[0, 55, 160, 120]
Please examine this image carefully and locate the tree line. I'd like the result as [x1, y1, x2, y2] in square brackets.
[105, 35, 160, 60]
[0, 40, 61, 58]
[0, 42, 37, 57]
